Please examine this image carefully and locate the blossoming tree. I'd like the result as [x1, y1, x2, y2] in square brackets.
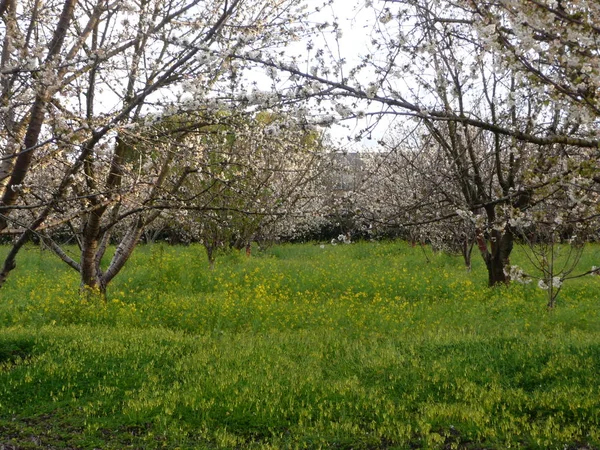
[244, 0, 600, 286]
[0, 0, 319, 290]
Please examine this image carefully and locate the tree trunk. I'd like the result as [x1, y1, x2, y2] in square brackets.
[0, 240, 19, 288]
[477, 228, 513, 287]
[80, 210, 104, 291]
[486, 252, 508, 286]
[0, 213, 53, 289]
[461, 238, 473, 272]
[205, 244, 216, 269]
[100, 221, 144, 289]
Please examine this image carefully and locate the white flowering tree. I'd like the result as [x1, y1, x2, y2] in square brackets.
[235, 0, 600, 287]
[465, 0, 599, 123]
[31, 105, 329, 293]
[0, 0, 319, 291]
[163, 111, 328, 266]
[347, 135, 477, 267]
[336, 7, 540, 284]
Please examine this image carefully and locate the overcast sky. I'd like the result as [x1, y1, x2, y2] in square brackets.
[300, 0, 388, 149]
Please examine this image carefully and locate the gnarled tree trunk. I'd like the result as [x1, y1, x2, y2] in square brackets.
[476, 228, 514, 286]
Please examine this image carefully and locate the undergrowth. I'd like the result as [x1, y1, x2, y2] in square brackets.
[0, 241, 599, 449]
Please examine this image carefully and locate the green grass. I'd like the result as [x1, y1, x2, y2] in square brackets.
[0, 241, 599, 449]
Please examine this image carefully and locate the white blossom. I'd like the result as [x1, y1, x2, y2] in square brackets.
[379, 11, 393, 24]
[334, 103, 353, 118]
[504, 265, 531, 284]
[366, 83, 378, 99]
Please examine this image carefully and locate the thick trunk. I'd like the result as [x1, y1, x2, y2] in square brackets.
[0, 98, 47, 233]
[80, 211, 103, 290]
[78, 219, 145, 297]
[80, 245, 101, 292]
[486, 253, 508, 286]
[76, 130, 187, 294]
[477, 228, 514, 287]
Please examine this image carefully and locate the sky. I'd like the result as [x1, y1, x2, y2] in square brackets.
[306, 0, 386, 148]
[264, 0, 389, 150]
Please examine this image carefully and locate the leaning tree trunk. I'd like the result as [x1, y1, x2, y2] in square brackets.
[98, 221, 144, 294]
[0, 213, 53, 288]
[476, 228, 514, 287]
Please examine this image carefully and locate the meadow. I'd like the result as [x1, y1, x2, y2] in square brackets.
[0, 241, 599, 449]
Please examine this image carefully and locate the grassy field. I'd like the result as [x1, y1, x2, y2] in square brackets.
[0, 241, 599, 449]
